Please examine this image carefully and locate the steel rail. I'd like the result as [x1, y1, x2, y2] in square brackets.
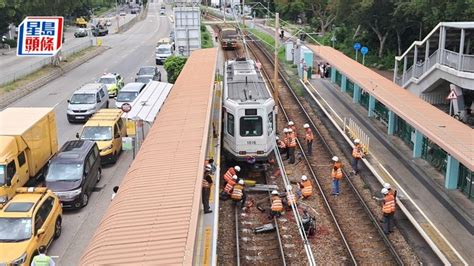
[246, 33, 404, 265]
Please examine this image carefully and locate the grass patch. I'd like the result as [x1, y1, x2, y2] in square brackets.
[94, 6, 114, 17]
[201, 25, 213, 49]
[0, 46, 98, 95]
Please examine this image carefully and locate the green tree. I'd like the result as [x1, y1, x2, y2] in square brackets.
[164, 56, 188, 84]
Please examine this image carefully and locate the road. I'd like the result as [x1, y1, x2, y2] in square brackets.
[6, 1, 172, 264]
[0, 10, 137, 85]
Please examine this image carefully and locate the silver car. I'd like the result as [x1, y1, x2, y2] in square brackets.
[67, 83, 109, 123]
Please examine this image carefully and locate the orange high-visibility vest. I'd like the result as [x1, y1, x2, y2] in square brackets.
[305, 128, 314, 142]
[301, 180, 313, 197]
[224, 168, 237, 184]
[286, 192, 297, 206]
[352, 145, 363, 159]
[224, 182, 235, 195]
[283, 133, 289, 146]
[331, 162, 343, 179]
[288, 133, 297, 148]
[382, 194, 396, 214]
[271, 196, 283, 212]
[231, 184, 244, 201]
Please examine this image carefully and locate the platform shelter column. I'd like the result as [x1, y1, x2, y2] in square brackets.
[368, 95, 376, 117]
[445, 155, 460, 189]
[341, 75, 347, 92]
[353, 83, 361, 103]
[331, 67, 337, 83]
[412, 129, 423, 158]
[387, 110, 395, 135]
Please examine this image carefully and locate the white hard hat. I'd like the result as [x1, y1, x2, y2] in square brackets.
[383, 183, 391, 189]
[232, 175, 238, 180]
[283, 128, 289, 133]
[234, 166, 241, 172]
[205, 164, 212, 171]
[303, 123, 310, 128]
[271, 190, 279, 195]
[332, 156, 339, 162]
[276, 136, 279, 140]
[286, 185, 292, 191]
[381, 188, 389, 195]
[288, 128, 293, 132]
[288, 121, 294, 126]
[239, 179, 245, 185]
[354, 139, 360, 144]
[301, 175, 308, 181]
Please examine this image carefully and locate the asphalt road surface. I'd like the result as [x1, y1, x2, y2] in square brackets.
[5, 1, 172, 264]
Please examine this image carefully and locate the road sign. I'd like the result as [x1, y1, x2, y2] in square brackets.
[361, 46, 368, 55]
[353, 43, 361, 51]
[17, 16, 64, 56]
[446, 90, 458, 100]
[121, 103, 132, 113]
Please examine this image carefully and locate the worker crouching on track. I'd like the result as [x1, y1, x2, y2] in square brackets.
[282, 128, 290, 160]
[351, 139, 363, 175]
[303, 123, 314, 156]
[231, 179, 246, 208]
[202, 168, 214, 214]
[331, 156, 343, 196]
[284, 185, 298, 210]
[270, 190, 284, 218]
[287, 128, 297, 164]
[299, 175, 313, 199]
[221, 174, 238, 200]
[374, 188, 396, 234]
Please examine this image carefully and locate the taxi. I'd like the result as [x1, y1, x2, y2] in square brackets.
[97, 73, 124, 98]
[0, 187, 62, 266]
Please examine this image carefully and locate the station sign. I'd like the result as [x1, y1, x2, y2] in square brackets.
[17, 16, 64, 56]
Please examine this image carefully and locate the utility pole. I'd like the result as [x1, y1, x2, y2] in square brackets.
[273, 12, 279, 105]
[242, 0, 245, 28]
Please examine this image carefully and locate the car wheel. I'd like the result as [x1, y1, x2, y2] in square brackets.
[97, 168, 102, 183]
[54, 217, 62, 239]
[82, 193, 89, 207]
[106, 100, 109, 108]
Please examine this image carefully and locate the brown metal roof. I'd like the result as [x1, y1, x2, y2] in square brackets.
[309, 45, 474, 171]
[80, 48, 218, 265]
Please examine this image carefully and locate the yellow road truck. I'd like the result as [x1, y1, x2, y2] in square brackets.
[0, 108, 58, 205]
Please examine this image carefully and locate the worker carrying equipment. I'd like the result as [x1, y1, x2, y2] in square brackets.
[31, 246, 55, 266]
[351, 139, 363, 175]
[271, 190, 283, 218]
[231, 179, 245, 201]
[299, 175, 313, 198]
[224, 166, 239, 185]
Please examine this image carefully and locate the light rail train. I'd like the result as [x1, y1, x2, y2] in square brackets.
[223, 58, 276, 161]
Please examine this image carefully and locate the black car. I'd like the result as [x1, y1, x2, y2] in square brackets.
[45, 140, 101, 209]
[136, 66, 162, 82]
[91, 25, 108, 36]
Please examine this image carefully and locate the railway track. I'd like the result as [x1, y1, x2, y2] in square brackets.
[245, 34, 404, 265]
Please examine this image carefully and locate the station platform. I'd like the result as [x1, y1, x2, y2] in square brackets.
[306, 75, 474, 263]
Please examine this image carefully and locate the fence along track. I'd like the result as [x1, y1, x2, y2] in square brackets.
[245, 34, 403, 265]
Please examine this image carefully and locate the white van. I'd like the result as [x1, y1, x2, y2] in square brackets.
[67, 83, 109, 123]
[115, 82, 146, 108]
[155, 44, 173, 65]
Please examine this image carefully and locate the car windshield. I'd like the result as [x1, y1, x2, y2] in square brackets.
[98, 77, 115, 84]
[0, 218, 32, 242]
[0, 165, 5, 185]
[135, 77, 152, 83]
[70, 93, 96, 104]
[46, 163, 83, 182]
[138, 67, 155, 75]
[117, 91, 138, 102]
[81, 126, 112, 141]
[157, 48, 170, 54]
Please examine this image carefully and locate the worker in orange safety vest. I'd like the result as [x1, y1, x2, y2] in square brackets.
[276, 136, 287, 156]
[331, 156, 343, 196]
[270, 190, 283, 218]
[303, 123, 314, 156]
[288, 121, 297, 137]
[380, 188, 396, 234]
[285, 185, 298, 209]
[223, 166, 241, 186]
[231, 179, 246, 207]
[299, 175, 313, 199]
[351, 139, 363, 175]
[383, 182, 397, 199]
[287, 128, 297, 164]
